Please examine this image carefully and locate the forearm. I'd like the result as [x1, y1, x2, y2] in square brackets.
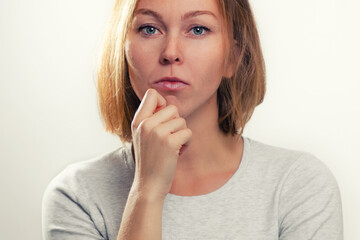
[117, 187, 164, 240]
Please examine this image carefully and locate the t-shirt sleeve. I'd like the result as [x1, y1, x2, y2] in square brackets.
[278, 153, 344, 240]
[42, 167, 106, 240]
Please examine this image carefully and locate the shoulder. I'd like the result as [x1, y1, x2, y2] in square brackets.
[42, 145, 134, 239]
[43, 144, 133, 202]
[245, 137, 325, 175]
[244, 137, 343, 238]
[247, 137, 308, 164]
[245, 137, 341, 195]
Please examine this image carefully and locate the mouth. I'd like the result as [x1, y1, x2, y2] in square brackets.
[153, 77, 189, 91]
[155, 77, 189, 85]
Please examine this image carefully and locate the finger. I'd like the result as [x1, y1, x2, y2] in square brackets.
[153, 118, 187, 138]
[154, 104, 166, 114]
[152, 105, 180, 124]
[168, 128, 193, 150]
[133, 88, 167, 129]
[137, 105, 181, 134]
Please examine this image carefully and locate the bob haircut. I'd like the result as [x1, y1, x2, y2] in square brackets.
[96, 0, 266, 145]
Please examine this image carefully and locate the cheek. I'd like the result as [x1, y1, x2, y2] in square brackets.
[125, 39, 157, 89]
[125, 40, 150, 100]
[125, 36, 161, 74]
[125, 40, 146, 74]
[189, 46, 226, 89]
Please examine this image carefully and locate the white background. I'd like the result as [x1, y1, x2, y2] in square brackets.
[0, 0, 359, 239]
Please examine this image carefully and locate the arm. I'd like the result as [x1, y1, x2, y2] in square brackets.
[278, 153, 343, 240]
[42, 163, 164, 240]
[117, 88, 190, 239]
[117, 186, 164, 240]
[42, 178, 105, 240]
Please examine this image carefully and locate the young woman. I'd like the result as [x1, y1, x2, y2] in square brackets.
[42, 0, 343, 239]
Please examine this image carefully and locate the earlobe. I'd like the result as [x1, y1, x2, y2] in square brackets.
[223, 64, 235, 79]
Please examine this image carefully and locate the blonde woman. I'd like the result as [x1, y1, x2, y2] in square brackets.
[42, 0, 343, 239]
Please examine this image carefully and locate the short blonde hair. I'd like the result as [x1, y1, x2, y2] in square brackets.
[96, 0, 266, 144]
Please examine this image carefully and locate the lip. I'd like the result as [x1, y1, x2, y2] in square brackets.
[155, 77, 189, 85]
[153, 77, 189, 92]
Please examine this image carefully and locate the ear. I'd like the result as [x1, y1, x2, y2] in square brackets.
[223, 40, 240, 78]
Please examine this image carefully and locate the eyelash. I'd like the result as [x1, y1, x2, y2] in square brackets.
[137, 24, 211, 38]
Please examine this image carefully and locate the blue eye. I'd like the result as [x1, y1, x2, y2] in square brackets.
[137, 25, 210, 37]
[138, 25, 159, 36]
[191, 26, 210, 36]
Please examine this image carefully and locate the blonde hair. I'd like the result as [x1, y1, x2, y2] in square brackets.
[96, 0, 266, 145]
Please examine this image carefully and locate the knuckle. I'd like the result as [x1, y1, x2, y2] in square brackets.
[131, 121, 136, 130]
[152, 125, 164, 139]
[186, 128, 193, 136]
[165, 134, 175, 147]
[138, 119, 151, 134]
[131, 119, 139, 132]
[169, 104, 178, 114]
[179, 118, 186, 126]
[147, 88, 155, 96]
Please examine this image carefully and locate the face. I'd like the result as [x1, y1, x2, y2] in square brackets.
[125, 0, 232, 118]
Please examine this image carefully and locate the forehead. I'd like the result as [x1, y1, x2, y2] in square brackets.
[134, 0, 222, 18]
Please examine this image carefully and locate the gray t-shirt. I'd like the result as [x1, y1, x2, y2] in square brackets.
[42, 136, 343, 239]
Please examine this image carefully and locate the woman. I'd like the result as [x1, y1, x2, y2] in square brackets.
[42, 0, 343, 239]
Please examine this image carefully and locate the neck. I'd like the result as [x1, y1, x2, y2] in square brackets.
[177, 92, 243, 177]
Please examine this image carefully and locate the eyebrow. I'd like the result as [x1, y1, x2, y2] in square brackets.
[133, 8, 218, 23]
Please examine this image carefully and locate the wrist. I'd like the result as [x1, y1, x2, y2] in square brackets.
[129, 182, 166, 204]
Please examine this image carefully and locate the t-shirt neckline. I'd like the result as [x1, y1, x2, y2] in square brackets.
[125, 136, 250, 201]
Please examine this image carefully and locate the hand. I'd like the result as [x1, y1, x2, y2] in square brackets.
[130, 88, 192, 201]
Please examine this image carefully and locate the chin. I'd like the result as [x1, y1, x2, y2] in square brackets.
[160, 94, 192, 119]
[163, 95, 181, 107]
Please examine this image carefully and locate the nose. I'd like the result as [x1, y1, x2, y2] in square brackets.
[159, 36, 183, 65]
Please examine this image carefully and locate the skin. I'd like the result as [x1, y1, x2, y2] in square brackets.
[125, 0, 244, 195]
